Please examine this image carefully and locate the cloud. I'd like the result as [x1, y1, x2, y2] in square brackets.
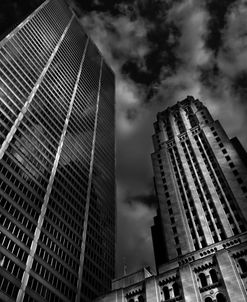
[75, 0, 247, 277]
[79, 8, 152, 135]
[116, 187, 156, 277]
[125, 192, 158, 209]
[218, 0, 247, 78]
[204, 0, 238, 54]
[151, 0, 210, 105]
[80, 10, 151, 68]
[198, 0, 247, 148]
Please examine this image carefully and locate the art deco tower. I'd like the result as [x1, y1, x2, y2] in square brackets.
[0, 1, 115, 302]
[151, 96, 247, 301]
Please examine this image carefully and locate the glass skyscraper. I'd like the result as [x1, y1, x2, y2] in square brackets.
[0, 1, 115, 302]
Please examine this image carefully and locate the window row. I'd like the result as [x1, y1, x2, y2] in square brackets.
[45, 208, 81, 248]
[162, 282, 180, 300]
[1, 232, 28, 263]
[0, 197, 36, 234]
[0, 176, 40, 220]
[27, 275, 64, 302]
[3, 151, 47, 202]
[35, 245, 77, 286]
[0, 213, 32, 248]
[42, 219, 80, 260]
[1, 156, 45, 202]
[1, 253, 24, 281]
[0, 276, 19, 299]
[205, 293, 226, 302]
[48, 194, 84, 231]
[198, 269, 218, 288]
[32, 259, 76, 300]
[38, 233, 78, 270]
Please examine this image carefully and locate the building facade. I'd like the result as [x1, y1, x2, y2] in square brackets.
[95, 96, 247, 302]
[0, 1, 115, 302]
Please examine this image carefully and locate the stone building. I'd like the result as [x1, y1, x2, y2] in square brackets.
[95, 96, 247, 302]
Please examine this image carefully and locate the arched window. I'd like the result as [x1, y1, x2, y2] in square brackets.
[205, 297, 213, 302]
[199, 273, 207, 287]
[238, 258, 247, 273]
[163, 286, 170, 300]
[209, 269, 218, 283]
[138, 296, 144, 302]
[172, 282, 180, 297]
[216, 293, 226, 302]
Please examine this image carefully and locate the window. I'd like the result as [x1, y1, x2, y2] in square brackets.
[201, 239, 207, 248]
[138, 296, 144, 302]
[237, 178, 243, 184]
[222, 149, 227, 154]
[205, 298, 213, 302]
[241, 186, 247, 193]
[229, 162, 235, 168]
[172, 282, 180, 297]
[209, 269, 218, 283]
[163, 286, 170, 300]
[225, 155, 231, 161]
[238, 258, 247, 273]
[216, 293, 226, 302]
[199, 273, 207, 287]
[232, 170, 239, 176]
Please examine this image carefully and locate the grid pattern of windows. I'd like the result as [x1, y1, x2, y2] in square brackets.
[168, 144, 205, 251]
[80, 60, 115, 300]
[181, 139, 226, 242]
[0, 0, 115, 301]
[194, 132, 245, 234]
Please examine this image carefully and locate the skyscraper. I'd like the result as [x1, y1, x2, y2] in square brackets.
[95, 96, 247, 302]
[151, 96, 247, 301]
[0, 1, 115, 302]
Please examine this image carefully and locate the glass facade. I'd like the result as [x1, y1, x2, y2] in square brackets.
[0, 1, 115, 301]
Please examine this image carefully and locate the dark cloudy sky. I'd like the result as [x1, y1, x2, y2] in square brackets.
[2, 0, 247, 278]
[75, 0, 247, 277]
